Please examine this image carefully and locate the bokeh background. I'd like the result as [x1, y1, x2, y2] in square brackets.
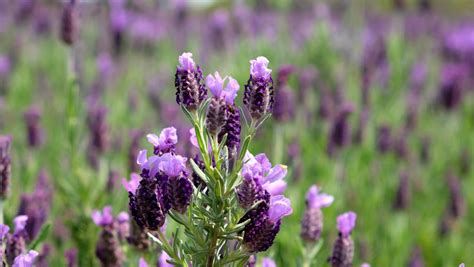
[1, 0, 474, 266]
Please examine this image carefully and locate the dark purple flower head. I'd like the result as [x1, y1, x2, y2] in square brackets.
[274, 65, 295, 122]
[327, 102, 355, 156]
[91, 206, 114, 227]
[24, 106, 44, 148]
[337, 211, 357, 237]
[438, 63, 468, 110]
[0, 135, 12, 200]
[218, 104, 241, 154]
[175, 53, 207, 111]
[244, 56, 274, 120]
[60, 0, 77, 46]
[276, 64, 294, 85]
[86, 104, 109, 168]
[377, 125, 392, 153]
[242, 195, 292, 252]
[301, 186, 333, 243]
[146, 127, 178, 155]
[394, 171, 410, 210]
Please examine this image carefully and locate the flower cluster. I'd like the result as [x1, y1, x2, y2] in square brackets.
[1, 216, 39, 267]
[300, 185, 334, 243]
[329, 211, 357, 267]
[118, 52, 291, 265]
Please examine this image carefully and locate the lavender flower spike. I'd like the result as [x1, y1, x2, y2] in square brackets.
[147, 127, 178, 155]
[139, 258, 149, 267]
[205, 72, 239, 136]
[161, 153, 193, 213]
[244, 56, 274, 120]
[0, 135, 12, 200]
[175, 52, 207, 111]
[330, 211, 357, 267]
[301, 185, 334, 243]
[14, 215, 28, 235]
[243, 195, 292, 252]
[12, 250, 39, 267]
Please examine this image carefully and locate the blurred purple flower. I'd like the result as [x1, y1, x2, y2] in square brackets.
[147, 127, 178, 155]
[139, 258, 149, 267]
[306, 185, 334, 209]
[91, 206, 114, 227]
[337, 211, 356, 237]
[24, 106, 44, 148]
[0, 135, 12, 200]
[12, 250, 39, 267]
[262, 257, 276, 267]
[159, 251, 173, 267]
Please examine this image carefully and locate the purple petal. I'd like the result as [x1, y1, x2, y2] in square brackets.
[139, 258, 149, 267]
[159, 127, 178, 148]
[178, 52, 195, 71]
[0, 224, 10, 239]
[222, 77, 239, 104]
[189, 128, 199, 148]
[265, 164, 287, 183]
[122, 173, 141, 193]
[459, 264, 464, 267]
[268, 195, 292, 222]
[159, 251, 173, 267]
[91, 206, 114, 226]
[13, 250, 39, 267]
[91, 210, 102, 226]
[159, 153, 187, 177]
[250, 56, 272, 80]
[306, 185, 334, 209]
[13, 215, 28, 234]
[146, 134, 160, 147]
[137, 150, 148, 166]
[263, 180, 287, 196]
[206, 72, 225, 98]
[262, 257, 276, 267]
[255, 153, 271, 173]
[117, 212, 129, 224]
[361, 263, 371, 267]
[337, 211, 357, 237]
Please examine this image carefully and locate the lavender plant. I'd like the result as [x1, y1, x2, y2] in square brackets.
[125, 53, 292, 266]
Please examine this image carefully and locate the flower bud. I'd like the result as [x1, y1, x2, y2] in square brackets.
[60, 0, 77, 46]
[244, 57, 274, 120]
[175, 53, 206, 111]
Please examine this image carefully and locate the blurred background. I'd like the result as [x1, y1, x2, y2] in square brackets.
[0, 0, 473, 266]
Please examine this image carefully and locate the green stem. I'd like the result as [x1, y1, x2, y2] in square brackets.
[206, 225, 220, 267]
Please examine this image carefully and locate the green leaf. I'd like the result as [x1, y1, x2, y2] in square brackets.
[190, 158, 210, 184]
[28, 224, 51, 250]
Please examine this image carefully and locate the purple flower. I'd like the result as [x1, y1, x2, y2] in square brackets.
[268, 195, 293, 222]
[91, 206, 114, 227]
[0, 55, 11, 78]
[250, 57, 272, 80]
[122, 173, 141, 193]
[24, 106, 44, 148]
[0, 224, 10, 239]
[189, 128, 199, 148]
[96, 52, 113, 77]
[262, 257, 276, 267]
[0, 135, 12, 200]
[175, 52, 207, 111]
[459, 264, 465, 267]
[139, 258, 149, 267]
[206, 72, 239, 104]
[337, 211, 357, 237]
[159, 153, 187, 177]
[147, 127, 178, 155]
[159, 251, 173, 267]
[178, 52, 196, 71]
[60, 0, 77, 46]
[361, 263, 371, 267]
[306, 185, 334, 209]
[14, 215, 28, 235]
[301, 185, 333, 243]
[218, 104, 241, 154]
[12, 250, 39, 267]
[244, 56, 274, 120]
